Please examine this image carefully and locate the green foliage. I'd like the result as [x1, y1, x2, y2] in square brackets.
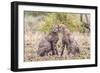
[25, 11, 88, 33]
[39, 12, 84, 32]
[39, 13, 57, 33]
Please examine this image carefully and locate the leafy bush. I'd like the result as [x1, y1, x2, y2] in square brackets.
[39, 12, 85, 33]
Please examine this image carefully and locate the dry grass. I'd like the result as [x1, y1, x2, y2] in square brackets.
[24, 31, 90, 62]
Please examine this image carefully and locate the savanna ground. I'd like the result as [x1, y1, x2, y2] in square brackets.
[24, 11, 90, 62]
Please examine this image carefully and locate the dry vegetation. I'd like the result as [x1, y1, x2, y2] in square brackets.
[24, 11, 90, 62]
[24, 31, 90, 62]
